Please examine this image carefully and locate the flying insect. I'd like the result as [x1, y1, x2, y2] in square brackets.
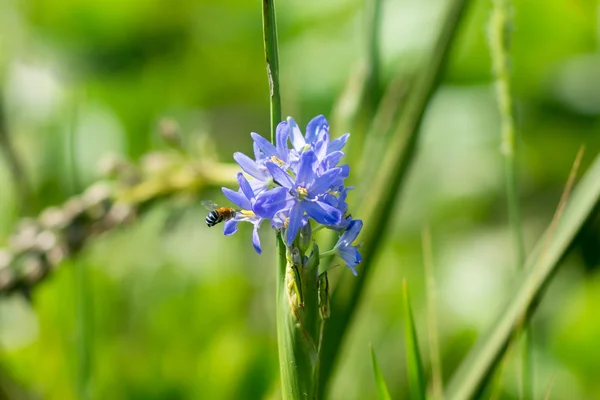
[201, 201, 237, 227]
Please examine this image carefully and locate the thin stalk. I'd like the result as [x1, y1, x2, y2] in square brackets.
[262, 0, 282, 142]
[489, 1, 531, 398]
[262, 2, 310, 398]
[0, 94, 32, 215]
[446, 148, 594, 400]
[336, 0, 383, 162]
[69, 100, 92, 400]
[422, 228, 443, 399]
[74, 258, 92, 400]
[316, 0, 472, 396]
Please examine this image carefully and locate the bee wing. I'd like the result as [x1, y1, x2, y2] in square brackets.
[200, 200, 219, 211]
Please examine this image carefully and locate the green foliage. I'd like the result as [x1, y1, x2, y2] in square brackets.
[402, 280, 426, 400]
[0, 0, 599, 399]
[370, 345, 392, 400]
[446, 152, 600, 399]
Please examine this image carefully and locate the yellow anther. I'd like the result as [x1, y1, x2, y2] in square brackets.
[270, 156, 285, 166]
[241, 210, 256, 218]
[284, 217, 290, 228]
[297, 186, 308, 199]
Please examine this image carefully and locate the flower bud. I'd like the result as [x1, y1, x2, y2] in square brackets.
[298, 223, 312, 253]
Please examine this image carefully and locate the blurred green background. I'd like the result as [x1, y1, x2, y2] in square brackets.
[0, 0, 599, 399]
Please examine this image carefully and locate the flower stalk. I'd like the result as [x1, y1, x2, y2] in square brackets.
[489, 0, 531, 398]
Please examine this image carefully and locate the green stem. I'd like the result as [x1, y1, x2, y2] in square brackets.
[262, 0, 282, 142]
[276, 235, 310, 399]
[446, 150, 598, 400]
[69, 98, 93, 400]
[319, 249, 336, 258]
[263, 2, 313, 398]
[316, 0, 473, 396]
[75, 259, 92, 400]
[489, 1, 531, 398]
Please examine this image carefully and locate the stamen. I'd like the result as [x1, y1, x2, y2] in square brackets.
[297, 186, 308, 200]
[241, 210, 256, 218]
[270, 156, 285, 166]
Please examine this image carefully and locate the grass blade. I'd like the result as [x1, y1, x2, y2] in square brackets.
[370, 345, 392, 400]
[422, 228, 443, 399]
[403, 279, 426, 400]
[446, 150, 600, 400]
[488, 0, 531, 397]
[542, 373, 556, 400]
[316, 0, 473, 396]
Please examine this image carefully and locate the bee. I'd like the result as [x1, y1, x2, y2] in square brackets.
[201, 201, 237, 227]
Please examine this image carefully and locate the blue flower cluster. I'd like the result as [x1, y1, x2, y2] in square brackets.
[221, 115, 362, 275]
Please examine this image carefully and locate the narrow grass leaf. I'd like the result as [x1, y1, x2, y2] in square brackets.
[403, 279, 426, 400]
[316, 1, 473, 396]
[370, 345, 392, 400]
[422, 228, 443, 399]
[543, 373, 556, 400]
[446, 150, 600, 400]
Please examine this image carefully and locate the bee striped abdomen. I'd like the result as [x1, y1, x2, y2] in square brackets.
[206, 210, 223, 227]
[205, 207, 236, 227]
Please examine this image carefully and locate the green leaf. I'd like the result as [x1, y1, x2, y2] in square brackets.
[403, 279, 426, 400]
[316, 0, 473, 396]
[446, 152, 600, 400]
[370, 345, 392, 400]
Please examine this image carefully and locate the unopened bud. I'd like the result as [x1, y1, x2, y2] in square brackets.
[298, 224, 312, 253]
[291, 247, 302, 266]
[318, 272, 330, 319]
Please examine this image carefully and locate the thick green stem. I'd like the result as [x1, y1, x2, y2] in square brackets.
[276, 235, 312, 399]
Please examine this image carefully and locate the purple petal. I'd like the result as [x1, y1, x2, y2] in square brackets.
[322, 151, 344, 169]
[338, 219, 363, 246]
[249, 178, 268, 195]
[328, 133, 350, 153]
[296, 151, 317, 188]
[309, 167, 342, 196]
[222, 187, 251, 210]
[254, 187, 293, 218]
[234, 152, 269, 180]
[303, 200, 341, 226]
[339, 245, 360, 275]
[287, 117, 306, 152]
[223, 219, 238, 236]
[266, 162, 294, 189]
[306, 115, 329, 144]
[251, 132, 278, 158]
[253, 142, 262, 160]
[314, 136, 328, 162]
[237, 172, 255, 202]
[286, 202, 305, 246]
[252, 223, 262, 254]
[276, 121, 290, 162]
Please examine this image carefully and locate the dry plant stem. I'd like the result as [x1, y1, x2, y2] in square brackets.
[422, 228, 443, 399]
[0, 159, 238, 296]
[489, 0, 531, 397]
[316, 0, 472, 396]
